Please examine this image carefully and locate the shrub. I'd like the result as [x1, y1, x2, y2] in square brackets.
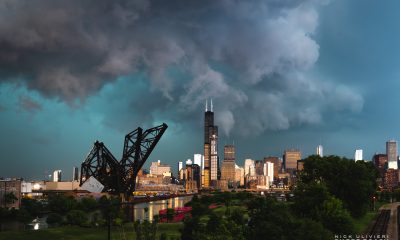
[66, 210, 88, 226]
[46, 213, 63, 226]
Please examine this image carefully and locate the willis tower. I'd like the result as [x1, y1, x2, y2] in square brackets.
[203, 99, 219, 188]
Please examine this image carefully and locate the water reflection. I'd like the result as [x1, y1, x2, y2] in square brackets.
[133, 196, 192, 222]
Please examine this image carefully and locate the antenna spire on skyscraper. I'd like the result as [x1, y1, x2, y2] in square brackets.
[205, 99, 208, 112]
[211, 98, 213, 112]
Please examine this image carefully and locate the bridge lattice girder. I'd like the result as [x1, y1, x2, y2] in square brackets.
[80, 141, 122, 194]
[79, 123, 168, 197]
[120, 123, 168, 195]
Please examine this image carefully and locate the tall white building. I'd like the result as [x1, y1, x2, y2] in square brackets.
[235, 164, 245, 186]
[317, 145, 323, 157]
[387, 140, 398, 169]
[194, 154, 203, 168]
[263, 162, 274, 184]
[186, 159, 192, 165]
[178, 161, 183, 171]
[244, 159, 255, 177]
[53, 170, 62, 182]
[178, 161, 183, 178]
[354, 149, 363, 161]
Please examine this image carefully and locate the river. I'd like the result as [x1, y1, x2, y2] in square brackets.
[133, 195, 193, 222]
[1, 195, 193, 231]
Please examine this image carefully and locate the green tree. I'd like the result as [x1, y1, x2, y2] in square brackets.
[181, 217, 204, 240]
[159, 232, 168, 240]
[91, 212, 104, 227]
[299, 155, 378, 217]
[46, 212, 63, 226]
[320, 197, 354, 234]
[4, 192, 17, 206]
[293, 182, 331, 218]
[229, 208, 246, 225]
[134, 220, 144, 240]
[16, 208, 33, 229]
[166, 208, 174, 223]
[66, 210, 88, 226]
[246, 196, 334, 240]
[190, 202, 208, 217]
[246, 197, 293, 240]
[21, 198, 43, 217]
[134, 220, 157, 240]
[48, 195, 77, 215]
[291, 218, 333, 240]
[293, 181, 354, 234]
[76, 197, 98, 212]
[98, 195, 121, 230]
[0, 207, 9, 231]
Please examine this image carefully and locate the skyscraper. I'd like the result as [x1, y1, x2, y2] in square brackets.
[235, 164, 245, 186]
[386, 140, 398, 169]
[178, 161, 183, 180]
[224, 145, 235, 161]
[244, 159, 255, 177]
[221, 145, 236, 187]
[255, 160, 264, 175]
[178, 161, 183, 172]
[354, 149, 363, 161]
[193, 154, 203, 168]
[203, 99, 219, 188]
[73, 167, 79, 181]
[264, 156, 281, 178]
[53, 170, 62, 182]
[317, 145, 323, 157]
[264, 162, 274, 184]
[210, 131, 218, 182]
[283, 149, 301, 171]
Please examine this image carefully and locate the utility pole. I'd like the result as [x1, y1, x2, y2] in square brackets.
[3, 181, 6, 208]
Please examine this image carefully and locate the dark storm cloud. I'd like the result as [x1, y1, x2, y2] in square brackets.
[0, 0, 362, 136]
[19, 96, 42, 112]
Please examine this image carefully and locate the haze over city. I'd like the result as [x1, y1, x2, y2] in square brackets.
[0, 0, 399, 180]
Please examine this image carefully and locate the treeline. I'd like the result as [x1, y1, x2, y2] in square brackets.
[46, 195, 123, 227]
[0, 195, 123, 230]
[181, 155, 379, 240]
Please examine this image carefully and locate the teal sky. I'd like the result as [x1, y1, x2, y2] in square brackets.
[0, 0, 399, 180]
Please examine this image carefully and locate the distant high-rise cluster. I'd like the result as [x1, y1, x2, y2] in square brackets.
[177, 155, 202, 192]
[243, 158, 275, 190]
[372, 140, 400, 190]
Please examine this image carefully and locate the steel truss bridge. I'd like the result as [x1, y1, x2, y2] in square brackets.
[80, 123, 168, 198]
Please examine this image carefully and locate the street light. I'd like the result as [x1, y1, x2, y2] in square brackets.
[372, 196, 376, 211]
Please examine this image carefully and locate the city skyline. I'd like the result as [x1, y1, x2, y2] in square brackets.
[1, 0, 400, 179]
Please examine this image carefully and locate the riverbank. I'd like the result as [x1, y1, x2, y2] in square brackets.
[130, 193, 195, 204]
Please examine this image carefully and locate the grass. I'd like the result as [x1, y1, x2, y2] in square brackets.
[351, 201, 387, 235]
[0, 223, 183, 240]
[352, 211, 377, 234]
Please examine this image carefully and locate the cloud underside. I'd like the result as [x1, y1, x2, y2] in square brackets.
[0, 0, 363, 136]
